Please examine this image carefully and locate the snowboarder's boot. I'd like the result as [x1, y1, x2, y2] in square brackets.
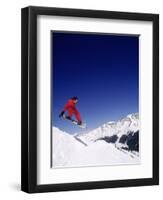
[77, 121, 82, 125]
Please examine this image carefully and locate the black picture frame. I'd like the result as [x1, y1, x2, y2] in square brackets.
[21, 6, 159, 193]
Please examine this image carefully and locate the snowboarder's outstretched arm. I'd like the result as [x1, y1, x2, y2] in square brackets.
[59, 100, 73, 117]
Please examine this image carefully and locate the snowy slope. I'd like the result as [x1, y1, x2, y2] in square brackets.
[52, 113, 140, 168]
[52, 127, 85, 167]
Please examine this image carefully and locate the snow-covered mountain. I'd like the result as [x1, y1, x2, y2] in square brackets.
[77, 113, 139, 151]
[52, 113, 140, 168]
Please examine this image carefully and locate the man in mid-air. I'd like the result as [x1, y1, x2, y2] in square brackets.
[59, 96, 82, 125]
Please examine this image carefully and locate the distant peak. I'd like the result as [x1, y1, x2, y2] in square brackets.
[126, 113, 139, 119]
[107, 121, 116, 124]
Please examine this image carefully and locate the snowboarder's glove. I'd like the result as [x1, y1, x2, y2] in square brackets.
[78, 121, 82, 125]
[59, 111, 65, 118]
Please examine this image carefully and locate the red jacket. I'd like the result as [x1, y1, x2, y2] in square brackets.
[64, 99, 81, 122]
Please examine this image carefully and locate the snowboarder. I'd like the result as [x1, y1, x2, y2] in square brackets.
[59, 97, 82, 125]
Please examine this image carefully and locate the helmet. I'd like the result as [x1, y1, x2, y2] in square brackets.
[71, 96, 78, 100]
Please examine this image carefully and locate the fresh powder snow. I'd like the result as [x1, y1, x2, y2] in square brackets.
[52, 113, 140, 168]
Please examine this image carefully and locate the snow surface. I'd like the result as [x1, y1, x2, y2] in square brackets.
[52, 113, 140, 168]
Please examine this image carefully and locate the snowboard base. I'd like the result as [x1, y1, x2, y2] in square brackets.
[62, 114, 86, 128]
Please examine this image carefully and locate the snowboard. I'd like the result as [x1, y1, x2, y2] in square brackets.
[62, 114, 86, 129]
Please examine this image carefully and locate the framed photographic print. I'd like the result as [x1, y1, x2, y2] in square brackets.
[21, 6, 159, 193]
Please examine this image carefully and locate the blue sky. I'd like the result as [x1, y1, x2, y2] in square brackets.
[52, 32, 139, 134]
